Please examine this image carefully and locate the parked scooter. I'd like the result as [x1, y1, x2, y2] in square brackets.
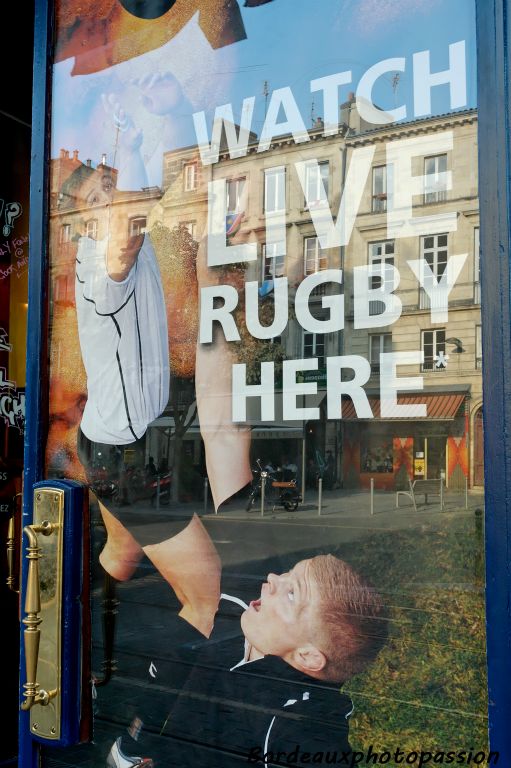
[150, 472, 172, 506]
[246, 459, 302, 512]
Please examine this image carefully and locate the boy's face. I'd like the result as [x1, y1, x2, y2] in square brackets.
[240, 559, 322, 662]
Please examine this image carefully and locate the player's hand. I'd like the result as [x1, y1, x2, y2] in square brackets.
[131, 71, 182, 116]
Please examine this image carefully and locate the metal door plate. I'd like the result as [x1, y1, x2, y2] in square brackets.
[30, 488, 65, 739]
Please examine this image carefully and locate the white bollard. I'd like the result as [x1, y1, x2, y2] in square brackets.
[465, 476, 469, 510]
[156, 475, 160, 512]
[370, 477, 374, 516]
[318, 477, 323, 516]
[261, 473, 266, 517]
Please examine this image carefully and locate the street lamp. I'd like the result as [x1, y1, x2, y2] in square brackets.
[445, 337, 465, 353]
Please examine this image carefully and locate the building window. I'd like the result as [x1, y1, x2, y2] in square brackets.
[262, 242, 285, 281]
[422, 328, 446, 371]
[264, 167, 285, 213]
[304, 236, 328, 275]
[474, 226, 480, 304]
[85, 219, 97, 239]
[129, 217, 147, 237]
[419, 233, 448, 309]
[304, 161, 329, 207]
[424, 153, 448, 203]
[101, 173, 114, 193]
[304, 237, 329, 295]
[181, 221, 196, 240]
[227, 177, 246, 214]
[476, 324, 482, 369]
[368, 240, 395, 315]
[184, 162, 198, 191]
[54, 274, 71, 303]
[369, 333, 392, 373]
[60, 223, 71, 243]
[372, 165, 388, 212]
[303, 331, 325, 369]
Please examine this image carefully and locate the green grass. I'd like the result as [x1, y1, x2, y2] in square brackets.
[331, 512, 489, 764]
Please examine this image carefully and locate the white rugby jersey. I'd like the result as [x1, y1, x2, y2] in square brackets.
[75, 233, 169, 444]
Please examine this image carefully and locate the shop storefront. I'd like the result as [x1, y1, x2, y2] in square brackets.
[342, 390, 471, 490]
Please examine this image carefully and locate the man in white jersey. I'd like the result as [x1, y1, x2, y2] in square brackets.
[75, 229, 169, 444]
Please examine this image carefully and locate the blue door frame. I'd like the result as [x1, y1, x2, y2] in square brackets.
[20, 0, 511, 764]
[19, 0, 52, 765]
[475, 0, 511, 755]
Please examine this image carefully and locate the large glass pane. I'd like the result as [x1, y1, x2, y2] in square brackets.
[43, 2, 489, 767]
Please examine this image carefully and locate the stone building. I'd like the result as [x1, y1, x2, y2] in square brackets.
[153, 104, 480, 490]
[342, 109, 480, 490]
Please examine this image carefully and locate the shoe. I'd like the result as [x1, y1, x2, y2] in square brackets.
[106, 737, 154, 768]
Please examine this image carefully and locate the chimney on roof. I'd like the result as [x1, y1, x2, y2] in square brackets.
[73, 149, 79, 161]
[340, 92, 359, 133]
[101, 153, 107, 166]
[86, 159, 92, 167]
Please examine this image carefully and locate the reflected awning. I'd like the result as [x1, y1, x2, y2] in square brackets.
[148, 417, 303, 439]
[341, 392, 467, 420]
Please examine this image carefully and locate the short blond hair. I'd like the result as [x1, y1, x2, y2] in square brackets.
[309, 555, 388, 683]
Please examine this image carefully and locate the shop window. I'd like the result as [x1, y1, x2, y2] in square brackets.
[304, 161, 329, 208]
[262, 242, 285, 281]
[184, 162, 198, 191]
[369, 333, 392, 373]
[419, 233, 448, 309]
[303, 331, 325, 368]
[129, 217, 146, 237]
[424, 153, 448, 203]
[264, 167, 286, 213]
[422, 328, 446, 371]
[368, 240, 395, 315]
[360, 432, 393, 474]
[226, 177, 246, 214]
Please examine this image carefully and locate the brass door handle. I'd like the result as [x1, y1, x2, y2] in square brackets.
[19, 482, 88, 745]
[20, 522, 59, 711]
[20, 487, 66, 739]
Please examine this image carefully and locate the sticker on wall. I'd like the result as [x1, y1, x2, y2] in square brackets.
[0, 369, 24, 433]
[0, 328, 24, 433]
[0, 200, 23, 237]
